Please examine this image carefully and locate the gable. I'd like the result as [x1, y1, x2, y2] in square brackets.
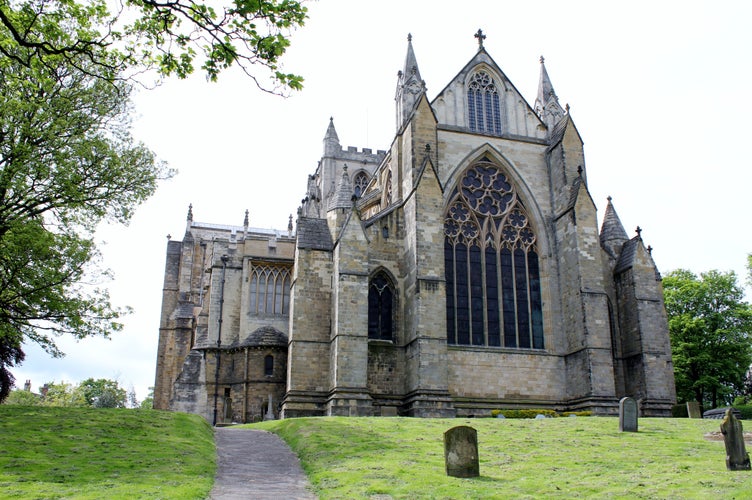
[431, 49, 547, 140]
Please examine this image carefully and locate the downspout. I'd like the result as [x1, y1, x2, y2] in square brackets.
[212, 254, 229, 426]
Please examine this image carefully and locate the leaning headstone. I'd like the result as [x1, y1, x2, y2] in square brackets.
[444, 426, 479, 478]
[687, 401, 702, 419]
[721, 409, 751, 471]
[619, 397, 638, 432]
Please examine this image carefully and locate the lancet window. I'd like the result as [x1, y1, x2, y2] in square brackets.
[444, 159, 544, 348]
[467, 70, 502, 135]
[368, 271, 395, 340]
[248, 263, 292, 316]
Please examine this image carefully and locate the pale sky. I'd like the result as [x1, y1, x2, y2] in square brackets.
[12, 0, 752, 402]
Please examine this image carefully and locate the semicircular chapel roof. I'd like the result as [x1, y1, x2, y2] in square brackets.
[240, 326, 288, 347]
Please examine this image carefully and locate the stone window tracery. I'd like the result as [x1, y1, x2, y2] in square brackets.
[368, 271, 394, 340]
[467, 70, 502, 135]
[444, 159, 543, 348]
[249, 264, 291, 316]
[353, 171, 369, 198]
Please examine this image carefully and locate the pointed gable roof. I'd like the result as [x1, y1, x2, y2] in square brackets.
[600, 197, 629, 245]
[328, 165, 354, 211]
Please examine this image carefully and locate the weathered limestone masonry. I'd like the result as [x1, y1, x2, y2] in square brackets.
[154, 32, 676, 422]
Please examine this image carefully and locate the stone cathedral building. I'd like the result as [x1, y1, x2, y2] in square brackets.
[154, 32, 676, 423]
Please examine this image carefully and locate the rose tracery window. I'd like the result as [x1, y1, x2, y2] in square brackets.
[444, 159, 543, 349]
[467, 70, 502, 135]
[249, 264, 291, 316]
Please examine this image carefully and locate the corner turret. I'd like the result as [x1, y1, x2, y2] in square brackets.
[535, 56, 566, 132]
[324, 117, 340, 156]
[600, 196, 630, 260]
[395, 34, 427, 131]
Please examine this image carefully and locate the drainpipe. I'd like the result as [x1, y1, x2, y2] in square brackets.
[212, 254, 229, 426]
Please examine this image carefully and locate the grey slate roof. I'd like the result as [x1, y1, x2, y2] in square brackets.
[600, 199, 629, 247]
[296, 217, 333, 251]
[239, 326, 288, 348]
[614, 237, 639, 274]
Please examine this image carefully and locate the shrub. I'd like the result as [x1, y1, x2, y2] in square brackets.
[734, 405, 752, 420]
[490, 409, 558, 419]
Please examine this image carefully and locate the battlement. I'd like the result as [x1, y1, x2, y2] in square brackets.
[327, 145, 387, 163]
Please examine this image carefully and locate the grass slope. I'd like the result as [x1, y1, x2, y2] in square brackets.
[0, 406, 215, 499]
[252, 416, 752, 499]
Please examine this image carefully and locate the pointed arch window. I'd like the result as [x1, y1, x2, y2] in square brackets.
[353, 171, 369, 198]
[444, 159, 544, 349]
[368, 271, 394, 340]
[248, 263, 292, 316]
[467, 71, 502, 135]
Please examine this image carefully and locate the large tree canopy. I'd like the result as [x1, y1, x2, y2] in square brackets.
[0, 0, 307, 90]
[0, 11, 172, 400]
[663, 269, 752, 409]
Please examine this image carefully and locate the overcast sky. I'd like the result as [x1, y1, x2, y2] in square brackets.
[12, 0, 752, 401]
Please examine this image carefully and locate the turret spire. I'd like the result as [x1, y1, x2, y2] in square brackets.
[535, 56, 566, 131]
[395, 33, 427, 131]
[323, 117, 340, 156]
[600, 196, 630, 259]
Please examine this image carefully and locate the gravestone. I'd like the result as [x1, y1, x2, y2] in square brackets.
[264, 394, 275, 421]
[619, 397, 638, 432]
[720, 409, 751, 471]
[444, 426, 479, 478]
[687, 401, 702, 419]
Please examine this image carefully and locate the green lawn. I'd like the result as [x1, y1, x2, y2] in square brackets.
[250, 416, 752, 499]
[0, 406, 215, 499]
[3, 407, 752, 499]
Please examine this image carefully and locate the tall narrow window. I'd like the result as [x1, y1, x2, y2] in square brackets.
[444, 159, 543, 349]
[368, 271, 394, 340]
[353, 171, 369, 198]
[264, 355, 274, 376]
[467, 71, 502, 135]
[249, 264, 292, 316]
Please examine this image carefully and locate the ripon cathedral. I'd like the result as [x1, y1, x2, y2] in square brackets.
[153, 31, 676, 423]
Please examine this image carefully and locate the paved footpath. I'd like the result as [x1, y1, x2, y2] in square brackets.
[209, 427, 317, 500]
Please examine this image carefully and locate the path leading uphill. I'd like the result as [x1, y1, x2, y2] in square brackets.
[209, 427, 317, 500]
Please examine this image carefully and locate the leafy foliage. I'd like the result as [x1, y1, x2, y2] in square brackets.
[0, 0, 307, 90]
[663, 268, 752, 408]
[78, 377, 127, 408]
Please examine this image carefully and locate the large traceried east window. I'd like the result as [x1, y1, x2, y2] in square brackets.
[467, 70, 502, 135]
[368, 271, 394, 340]
[248, 263, 291, 316]
[444, 159, 544, 349]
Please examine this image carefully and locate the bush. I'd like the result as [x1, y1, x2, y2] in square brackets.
[490, 409, 558, 419]
[734, 405, 752, 420]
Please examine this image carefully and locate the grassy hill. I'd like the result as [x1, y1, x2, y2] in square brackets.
[3, 406, 752, 499]
[0, 406, 215, 499]
[251, 416, 752, 499]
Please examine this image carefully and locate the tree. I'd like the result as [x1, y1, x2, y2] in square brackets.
[41, 381, 87, 407]
[3, 387, 40, 405]
[79, 378, 127, 408]
[0, 12, 173, 402]
[0, 0, 307, 90]
[140, 386, 154, 409]
[663, 269, 752, 409]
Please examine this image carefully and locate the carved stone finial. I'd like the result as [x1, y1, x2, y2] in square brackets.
[577, 165, 583, 176]
[565, 103, 570, 113]
[407, 33, 412, 42]
[540, 55, 545, 64]
[425, 143, 431, 152]
[636, 226, 642, 238]
[474, 29, 486, 48]
[243, 209, 249, 227]
[607, 195, 613, 202]
[187, 203, 193, 221]
[647, 245, 653, 255]
[288, 214, 293, 232]
[343, 164, 348, 174]
[167, 234, 171, 240]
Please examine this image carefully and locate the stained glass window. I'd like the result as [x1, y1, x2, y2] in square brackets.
[249, 264, 292, 316]
[353, 171, 369, 198]
[467, 71, 502, 135]
[368, 271, 394, 340]
[444, 159, 543, 349]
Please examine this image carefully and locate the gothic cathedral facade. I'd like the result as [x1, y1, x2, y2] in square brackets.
[154, 33, 676, 423]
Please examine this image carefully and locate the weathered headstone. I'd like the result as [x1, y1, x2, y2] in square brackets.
[223, 397, 233, 423]
[264, 394, 275, 421]
[687, 401, 702, 419]
[619, 396, 638, 432]
[721, 409, 751, 471]
[444, 426, 479, 478]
